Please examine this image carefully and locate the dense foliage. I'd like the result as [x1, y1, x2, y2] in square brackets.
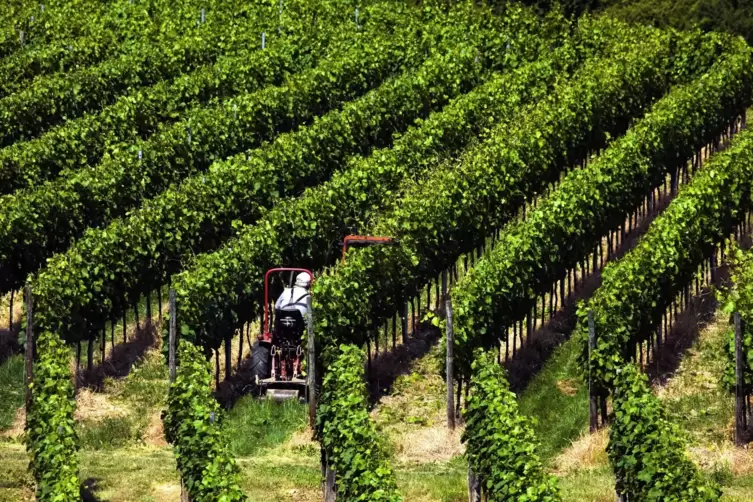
[2, 12, 424, 296]
[26, 330, 79, 501]
[171, 15, 661, 345]
[312, 24, 706, 351]
[609, 364, 721, 501]
[163, 340, 246, 501]
[451, 39, 752, 378]
[0, 0, 381, 195]
[577, 82, 753, 391]
[0, 0, 266, 100]
[32, 2, 544, 346]
[0, 0, 274, 148]
[317, 344, 401, 501]
[603, 0, 753, 45]
[463, 351, 560, 501]
[721, 249, 753, 393]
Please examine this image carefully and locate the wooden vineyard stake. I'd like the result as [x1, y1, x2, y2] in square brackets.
[734, 313, 747, 445]
[224, 333, 232, 380]
[168, 289, 188, 502]
[168, 289, 176, 383]
[446, 297, 456, 430]
[588, 309, 599, 432]
[75, 342, 81, 395]
[238, 327, 244, 368]
[24, 286, 33, 413]
[401, 301, 408, 344]
[392, 314, 397, 349]
[158, 284, 163, 324]
[214, 349, 220, 387]
[9, 290, 13, 331]
[325, 462, 336, 501]
[306, 299, 317, 431]
[322, 449, 336, 501]
[87, 334, 94, 374]
[467, 463, 481, 502]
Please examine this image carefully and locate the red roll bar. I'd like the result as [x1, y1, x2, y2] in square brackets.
[341, 235, 396, 263]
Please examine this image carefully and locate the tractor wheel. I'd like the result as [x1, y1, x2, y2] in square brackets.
[249, 340, 271, 396]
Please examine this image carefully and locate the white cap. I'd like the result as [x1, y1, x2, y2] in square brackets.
[295, 272, 311, 288]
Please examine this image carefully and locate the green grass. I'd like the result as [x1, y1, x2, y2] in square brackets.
[556, 464, 615, 502]
[224, 396, 308, 456]
[395, 457, 468, 502]
[111, 351, 169, 409]
[79, 448, 180, 502]
[78, 415, 143, 450]
[517, 336, 589, 462]
[660, 314, 735, 445]
[0, 355, 24, 432]
[238, 459, 321, 501]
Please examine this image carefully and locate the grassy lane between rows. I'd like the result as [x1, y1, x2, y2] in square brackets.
[517, 308, 753, 501]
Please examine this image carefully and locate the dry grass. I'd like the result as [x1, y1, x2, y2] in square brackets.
[688, 443, 753, 477]
[0, 290, 22, 330]
[144, 410, 167, 447]
[395, 425, 464, 464]
[371, 344, 465, 465]
[75, 388, 128, 422]
[551, 428, 610, 476]
[1, 408, 25, 439]
[555, 378, 580, 396]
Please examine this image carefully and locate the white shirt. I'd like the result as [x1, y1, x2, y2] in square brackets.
[275, 286, 310, 319]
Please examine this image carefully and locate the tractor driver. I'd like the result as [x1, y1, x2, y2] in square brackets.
[275, 272, 312, 319]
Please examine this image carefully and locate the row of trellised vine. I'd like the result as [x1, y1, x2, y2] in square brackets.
[0, 0, 361, 195]
[3, 2, 426, 297]
[573, 120, 753, 499]
[312, 25, 724, 354]
[462, 350, 560, 501]
[159, 3, 534, 498]
[0, 0, 272, 148]
[32, 1, 545, 348]
[721, 249, 753, 396]
[316, 344, 402, 501]
[163, 340, 247, 501]
[162, 3, 559, 498]
[26, 329, 80, 500]
[0, 0, 261, 100]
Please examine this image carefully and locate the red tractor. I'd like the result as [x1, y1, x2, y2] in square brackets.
[250, 267, 314, 401]
[249, 237, 397, 401]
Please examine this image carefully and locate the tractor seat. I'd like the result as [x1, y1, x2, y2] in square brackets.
[274, 308, 305, 346]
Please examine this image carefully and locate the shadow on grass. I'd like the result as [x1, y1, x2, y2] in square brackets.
[0, 327, 20, 366]
[81, 478, 103, 502]
[79, 323, 158, 391]
[367, 322, 440, 405]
